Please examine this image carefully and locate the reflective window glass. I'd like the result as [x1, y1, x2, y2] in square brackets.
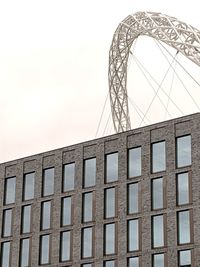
[105, 153, 118, 183]
[153, 253, 165, 267]
[104, 260, 115, 267]
[82, 265, 92, 267]
[177, 135, 191, 168]
[128, 147, 141, 177]
[63, 163, 75, 192]
[104, 223, 115, 255]
[128, 183, 139, 214]
[128, 219, 139, 251]
[82, 227, 93, 258]
[20, 238, 30, 267]
[42, 168, 54, 196]
[177, 172, 190, 205]
[23, 172, 35, 201]
[4, 177, 16, 205]
[152, 141, 166, 173]
[41, 201, 51, 230]
[105, 188, 115, 218]
[2, 209, 12, 237]
[152, 178, 163, 210]
[178, 210, 191, 244]
[128, 257, 139, 267]
[60, 231, 71, 261]
[40, 235, 50, 265]
[62, 197, 72, 226]
[83, 192, 93, 223]
[21, 205, 31, 234]
[152, 215, 164, 248]
[1, 242, 10, 267]
[84, 158, 96, 188]
[179, 250, 191, 267]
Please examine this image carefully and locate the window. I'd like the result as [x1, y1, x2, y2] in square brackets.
[4, 177, 16, 205]
[152, 141, 166, 173]
[128, 147, 141, 177]
[104, 223, 115, 255]
[152, 215, 164, 248]
[82, 227, 93, 258]
[178, 250, 191, 267]
[63, 163, 75, 192]
[178, 210, 191, 244]
[105, 187, 116, 219]
[42, 168, 54, 196]
[39, 235, 50, 265]
[21, 205, 31, 234]
[153, 253, 165, 267]
[151, 177, 164, 210]
[61, 197, 72, 226]
[23, 172, 35, 201]
[1, 241, 10, 267]
[105, 153, 118, 183]
[84, 158, 96, 188]
[41, 201, 51, 230]
[20, 238, 30, 267]
[128, 219, 139, 252]
[104, 260, 115, 267]
[82, 192, 93, 223]
[2, 209, 12, 237]
[177, 172, 190, 205]
[176, 135, 191, 168]
[128, 257, 139, 267]
[82, 264, 93, 267]
[60, 231, 71, 262]
[128, 183, 139, 214]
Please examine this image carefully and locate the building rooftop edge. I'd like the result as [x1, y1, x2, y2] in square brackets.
[1, 112, 200, 166]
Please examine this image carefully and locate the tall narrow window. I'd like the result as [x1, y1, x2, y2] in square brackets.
[1, 241, 10, 267]
[152, 215, 164, 248]
[61, 197, 72, 226]
[63, 163, 75, 192]
[105, 187, 116, 218]
[20, 238, 30, 267]
[4, 177, 16, 205]
[23, 172, 35, 201]
[2, 209, 12, 237]
[152, 177, 164, 210]
[41, 201, 51, 230]
[83, 192, 93, 223]
[128, 147, 141, 177]
[42, 168, 54, 197]
[128, 183, 139, 214]
[152, 141, 166, 173]
[153, 253, 165, 267]
[178, 210, 191, 244]
[177, 172, 190, 205]
[104, 260, 115, 267]
[21, 205, 31, 234]
[128, 257, 139, 267]
[176, 135, 191, 168]
[104, 223, 115, 255]
[84, 158, 96, 188]
[105, 153, 118, 183]
[60, 231, 71, 262]
[82, 227, 93, 258]
[128, 219, 139, 251]
[179, 250, 191, 267]
[40, 235, 50, 265]
[82, 264, 92, 267]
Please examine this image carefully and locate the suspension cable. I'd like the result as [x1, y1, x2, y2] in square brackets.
[95, 92, 109, 138]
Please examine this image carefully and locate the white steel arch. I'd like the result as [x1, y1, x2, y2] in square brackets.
[109, 11, 200, 133]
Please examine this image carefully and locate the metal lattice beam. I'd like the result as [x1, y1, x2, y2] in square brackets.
[109, 11, 200, 133]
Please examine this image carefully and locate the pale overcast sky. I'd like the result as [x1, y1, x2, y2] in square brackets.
[1, 0, 200, 162]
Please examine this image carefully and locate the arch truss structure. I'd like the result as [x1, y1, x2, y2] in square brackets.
[109, 11, 200, 133]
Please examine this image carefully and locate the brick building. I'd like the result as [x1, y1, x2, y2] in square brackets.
[0, 113, 199, 267]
